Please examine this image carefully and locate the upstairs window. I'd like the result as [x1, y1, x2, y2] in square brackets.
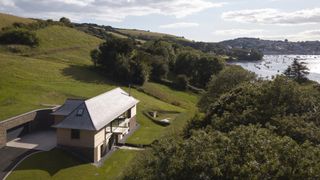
[76, 108, 84, 116]
[71, 129, 80, 139]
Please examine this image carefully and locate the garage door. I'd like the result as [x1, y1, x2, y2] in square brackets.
[6, 122, 30, 142]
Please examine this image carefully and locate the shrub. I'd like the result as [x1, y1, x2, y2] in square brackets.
[0, 28, 39, 47]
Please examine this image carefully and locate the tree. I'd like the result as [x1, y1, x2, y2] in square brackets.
[198, 65, 256, 112]
[59, 17, 73, 27]
[190, 55, 224, 88]
[174, 51, 224, 88]
[129, 60, 150, 85]
[284, 58, 310, 83]
[91, 39, 150, 85]
[143, 40, 177, 70]
[150, 57, 169, 81]
[90, 49, 100, 67]
[95, 38, 135, 70]
[173, 74, 189, 90]
[174, 51, 199, 75]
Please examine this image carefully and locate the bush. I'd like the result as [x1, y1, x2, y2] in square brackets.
[59, 17, 73, 27]
[0, 28, 39, 47]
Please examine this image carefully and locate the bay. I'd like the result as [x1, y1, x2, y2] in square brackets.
[231, 55, 320, 83]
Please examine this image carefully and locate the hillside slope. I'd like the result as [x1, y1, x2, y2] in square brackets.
[220, 38, 320, 55]
[33, 25, 103, 64]
[0, 13, 34, 29]
[0, 13, 198, 180]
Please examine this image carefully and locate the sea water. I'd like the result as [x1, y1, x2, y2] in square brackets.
[231, 55, 320, 83]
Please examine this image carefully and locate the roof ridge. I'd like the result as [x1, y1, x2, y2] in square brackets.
[85, 87, 125, 102]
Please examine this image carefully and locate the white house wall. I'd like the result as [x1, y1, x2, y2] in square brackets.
[131, 105, 136, 117]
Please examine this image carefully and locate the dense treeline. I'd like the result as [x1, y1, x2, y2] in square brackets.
[91, 38, 224, 88]
[74, 22, 264, 61]
[124, 67, 320, 178]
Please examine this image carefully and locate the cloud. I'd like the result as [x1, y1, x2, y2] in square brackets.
[0, 0, 225, 22]
[0, 0, 14, 7]
[265, 30, 320, 41]
[160, 22, 199, 29]
[214, 29, 264, 36]
[222, 8, 320, 25]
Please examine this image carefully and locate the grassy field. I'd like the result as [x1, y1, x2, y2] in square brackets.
[106, 31, 128, 39]
[0, 13, 34, 29]
[7, 149, 139, 180]
[116, 28, 190, 42]
[1, 15, 198, 179]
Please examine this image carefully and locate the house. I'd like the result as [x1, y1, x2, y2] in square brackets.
[51, 88, 139, 162]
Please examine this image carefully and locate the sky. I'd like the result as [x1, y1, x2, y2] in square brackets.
[1, 0, 320, 42]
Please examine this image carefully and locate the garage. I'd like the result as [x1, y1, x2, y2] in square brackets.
[6, 130, 57, 151]
[0, 107, 57, 148]
[6, 122, 30, 142]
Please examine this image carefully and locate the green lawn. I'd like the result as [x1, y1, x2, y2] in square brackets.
[7, 149, 139, 180]
[126, 82, 198, 144]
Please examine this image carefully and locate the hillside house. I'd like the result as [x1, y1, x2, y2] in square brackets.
[51, 88, 139, 162]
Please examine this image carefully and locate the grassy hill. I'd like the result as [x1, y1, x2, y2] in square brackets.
[0, 13, 198, 179]
[116, 28, 190, 42]
[0, 13, 34, 29]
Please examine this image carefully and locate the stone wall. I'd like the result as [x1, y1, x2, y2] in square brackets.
[0, 107, 58, 148]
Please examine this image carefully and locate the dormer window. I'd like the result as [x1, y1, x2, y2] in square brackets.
[76, 108, 84, 116]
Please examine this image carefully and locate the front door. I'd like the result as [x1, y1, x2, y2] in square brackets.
[107, 134, 115, 152]
[100, 144, 106, 158]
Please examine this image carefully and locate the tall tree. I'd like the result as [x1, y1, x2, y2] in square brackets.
[284, 59, 310, 83]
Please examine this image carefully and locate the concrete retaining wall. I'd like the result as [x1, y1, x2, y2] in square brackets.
[0, 107, 58, 148]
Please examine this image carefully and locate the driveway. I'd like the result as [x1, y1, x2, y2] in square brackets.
[0, 147, 37, 179]
[0, 130, 56, 179]
[6, 130, 56, 151]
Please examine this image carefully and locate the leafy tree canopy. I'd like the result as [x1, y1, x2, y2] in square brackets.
[125, 125, 320, 179]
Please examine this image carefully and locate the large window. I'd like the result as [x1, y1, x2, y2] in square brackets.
[71, 129, 80, 139]
[126, 108, 131, 118]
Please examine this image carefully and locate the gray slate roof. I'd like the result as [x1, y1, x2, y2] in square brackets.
[53, 88, 139, 131]
[51, 99, 84, 116]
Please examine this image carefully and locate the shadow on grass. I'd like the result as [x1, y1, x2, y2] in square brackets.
[11, 148, 86, 177]
[0, 146, 35, 179]
[62, 64, 120, 86]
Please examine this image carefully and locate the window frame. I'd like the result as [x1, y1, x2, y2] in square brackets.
[71, 129, 80, 139]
